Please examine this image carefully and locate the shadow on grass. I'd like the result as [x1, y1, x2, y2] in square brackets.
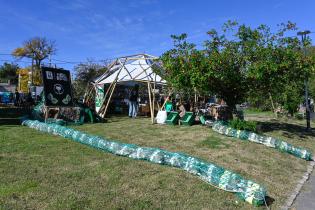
[265, 196, 275, 207]
[197, 137, 230, 149]
[0, 107, 31, 126]
[257, 121, 315, 139]
[105, 115, 150, 123]
[0, 118, 22, 126]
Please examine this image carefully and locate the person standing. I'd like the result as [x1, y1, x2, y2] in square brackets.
[128, 84, 139, 118]
[26, 92, 34, 108]
[9, 92, 13, 104]
[14, 89, 20, 106]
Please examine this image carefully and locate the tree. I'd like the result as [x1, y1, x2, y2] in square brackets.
[160, 21, 315, 114]
[307, 47, 315, 99]
[160, 34, 211, 105]
[12, 37, 56, 68]
[72, 60, 108, 98]
[16, 68, 30, 92]
[243, 23, 314, 115]
[281, 83, 304, 116]
[0, 62, 19, 84]
[161, 24, 250, 109]
[12, 37, 56, 86]
[310, 74, 315, 98]
[203, 26, 249, 109]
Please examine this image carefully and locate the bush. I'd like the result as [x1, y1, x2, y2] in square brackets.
[294, 112, 304, 120]
[228, 119, 257, 132]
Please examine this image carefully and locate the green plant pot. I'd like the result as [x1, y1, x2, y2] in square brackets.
[165, 111, 179, 125]
[179, 112, 194, 126]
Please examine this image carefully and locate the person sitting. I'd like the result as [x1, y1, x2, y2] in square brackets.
[178, 103, 186, 119]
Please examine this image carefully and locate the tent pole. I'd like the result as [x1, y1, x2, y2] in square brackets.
[102, 81, 117, 118]
[118, 59, 133, 79]
[160, 91, 172, 111]
[132, 60, 155, 80]
[99, 59, 126, 118]
[147, 82, 154, 124]
[98, 65, 124, 115]
[86, 85, 94, 106]
[83, 84, 91, 103]
[152, 88, 155, 124]
[139, 60, 155, 124]
[87, 84, 95, 104]
[98, 83, 112, 115]
[94, 58, 117, 84]
[89, 85, 96, 104]
[98, 81, 115, 114]
[148, 82, 156, 123]
[153, 75, 157, 112]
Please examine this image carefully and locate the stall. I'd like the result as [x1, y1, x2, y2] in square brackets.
[85, 54, 167, 123]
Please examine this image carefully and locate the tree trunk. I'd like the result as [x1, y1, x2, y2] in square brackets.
[268, 92, 277, 118]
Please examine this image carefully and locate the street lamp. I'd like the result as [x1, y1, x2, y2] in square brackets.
[297, 30, 311, 131]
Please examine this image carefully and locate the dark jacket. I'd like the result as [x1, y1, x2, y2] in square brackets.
[129, 89, 138, 102]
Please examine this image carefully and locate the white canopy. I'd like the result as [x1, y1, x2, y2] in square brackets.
[94, 54, 166, 85]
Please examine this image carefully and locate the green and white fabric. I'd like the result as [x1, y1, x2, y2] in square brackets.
[22, 119, 267, 206]
[212, 121, 312, 161]
[95, 85, 104, 113]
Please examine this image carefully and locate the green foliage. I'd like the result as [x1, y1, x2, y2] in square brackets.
[228, 119, 257, 132]
[160, 21, 315, 113]
[309, 74, 315, 98]
[281, 83, 304, 116]
[247, 93, 272, 111]
[12, 37, 56, 68]
[73, 60, 107, 99]
[0, 62, 19, 84]
[244, 107, 264, 113]
[244, 108, 274, 116]
[159, 34, 205, 93]
[295, 112, 304, 120]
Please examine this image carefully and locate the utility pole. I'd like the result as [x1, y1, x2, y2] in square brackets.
[31, 57, 34, 94]
[297, 30, 311, 131]
[49, 54, 52, 67]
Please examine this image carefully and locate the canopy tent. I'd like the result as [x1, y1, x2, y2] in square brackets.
[84, 54, 167, 123]
[94, 54, 166, 85]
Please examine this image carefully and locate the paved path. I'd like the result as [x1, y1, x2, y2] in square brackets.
[292, 169, 315, 210]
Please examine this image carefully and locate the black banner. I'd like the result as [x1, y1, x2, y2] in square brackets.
[42, 67, 73, 107]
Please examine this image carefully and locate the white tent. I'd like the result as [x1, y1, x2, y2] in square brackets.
[94, 54, 166, 85]
[84, 54, 167, 123]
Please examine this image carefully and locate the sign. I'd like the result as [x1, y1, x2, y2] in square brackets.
[95, 85, 104, 112]
[42, 67, 73, 107]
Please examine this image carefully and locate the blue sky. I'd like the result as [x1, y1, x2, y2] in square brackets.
[1, 0, 315, 70]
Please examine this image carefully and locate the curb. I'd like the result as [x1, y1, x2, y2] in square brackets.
[281, 157, 315, 210]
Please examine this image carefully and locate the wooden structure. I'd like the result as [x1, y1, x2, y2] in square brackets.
[84, 54, 166, 123]
[44, 106, 59, 120]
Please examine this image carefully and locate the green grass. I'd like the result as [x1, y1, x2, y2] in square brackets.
[1, 111, 315, 209]
[244, 108, 274, 117]
[197, 137, 230, 149]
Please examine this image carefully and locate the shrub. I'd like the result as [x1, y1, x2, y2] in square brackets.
[228, 119, 257, 132]
[294, 113, 304, 120]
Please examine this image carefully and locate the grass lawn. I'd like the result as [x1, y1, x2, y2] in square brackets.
[1, 109, 315, 209]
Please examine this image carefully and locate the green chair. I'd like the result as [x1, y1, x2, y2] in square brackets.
[84, 108, 94, 123]
[165, 111, 179, 125]
[199, 115, 206, 125]
[179, 112, 194, 126]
